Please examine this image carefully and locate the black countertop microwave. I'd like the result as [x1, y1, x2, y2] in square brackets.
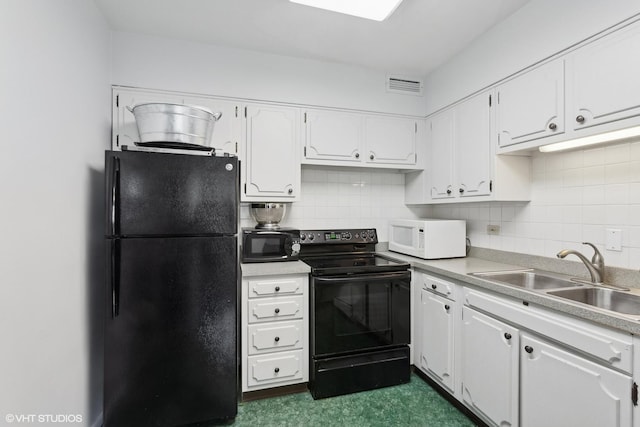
[241, 228, 301, 263]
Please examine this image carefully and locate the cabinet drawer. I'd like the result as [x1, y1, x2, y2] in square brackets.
[421, 274, 456, 300]
[248, 276, 303, 298]
[248, 296, 303, 323]
[247, 350, 304, 387]
[248, 320, 303, 355]
[463, 288, 633, 373]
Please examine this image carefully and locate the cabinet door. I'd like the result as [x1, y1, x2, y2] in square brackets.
[428, 109, 455, 199]
[419, 289, 454, 392]
[461, 307, 519, 427]
[496, 59, 564, 147]
[455, 91, 492, 198]
[243, 104, 300, 200]
[364, 116, 417, 165]
[521, 333, 632, 427]
[113, 89, 241, 155]
[304, 109, 362, 163]
[568, 21, 640, 131]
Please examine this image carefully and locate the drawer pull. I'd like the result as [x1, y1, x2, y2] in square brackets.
[431, 284, 437, 290]
[274, 336, 280, 342]
[504, 333, 512, 340]
[274, 367, 280, 373]
[275, 286, 280, 292]
[274, 308, 280, 314]
[444, 304, 450, 311]
[525, 345, 534, 354]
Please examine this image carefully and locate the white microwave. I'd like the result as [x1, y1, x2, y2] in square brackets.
[388, 219, 466, 259]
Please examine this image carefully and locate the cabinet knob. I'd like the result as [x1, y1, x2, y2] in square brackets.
[274, 308, 280, 314]
[459, 188, 464, 194]
[504, 333, 512, 340]
[275, 286, 280, 292]
[431, 284, 437, 290]
[370, 154, 375, 160]
[288, 188, 293, 194]
[524, 345, 534, 354]
[274, 367, 280, 373]
[444, 304, 450, 311]
[576, 115, 585, 123]
[274, 336, 280, 342]
[355, 152, 360, 159]
[446, 189, 452, 195]
[548, 122, 557, 130]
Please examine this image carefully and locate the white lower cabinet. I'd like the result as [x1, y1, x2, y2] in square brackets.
[521, 333, 632, 427]
[241, 273, 308, 393]
[461, 306, 519, 427]
[413, 279, 635, 427]
[419, 288, 455, 392]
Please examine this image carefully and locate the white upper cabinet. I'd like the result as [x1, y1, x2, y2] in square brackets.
[428, 109, 455, 200]
[567, 21, 640, 131]
[456, 92, 493, 198]
[364, 116, 417, 165]
[496, 59, 565, 148]
[302, 108, 420, 169]
[412, 90, 530, 204]
[242, 104, 300, 201]
[112, 87, 241, 156]
[303, 109, 362, 163]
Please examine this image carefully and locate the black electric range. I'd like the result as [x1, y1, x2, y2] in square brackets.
[299, 228, 411, 399]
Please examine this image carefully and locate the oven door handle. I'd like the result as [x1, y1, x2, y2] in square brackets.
[313, 271, 410, 283]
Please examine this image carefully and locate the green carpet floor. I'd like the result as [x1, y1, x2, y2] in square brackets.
[225, 373, 476, 427]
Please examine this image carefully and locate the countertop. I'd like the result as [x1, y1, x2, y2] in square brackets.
[379, 250, 640, 335]
[241, 260, 311, 277]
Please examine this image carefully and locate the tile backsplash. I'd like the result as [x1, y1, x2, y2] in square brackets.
[430, 141, 640, 270]
[240, 166, 430, 242]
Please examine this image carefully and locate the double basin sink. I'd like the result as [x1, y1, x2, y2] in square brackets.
[470, 270, 640, 318]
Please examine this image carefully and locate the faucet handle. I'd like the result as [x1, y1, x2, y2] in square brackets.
[582, 242, 604, 267]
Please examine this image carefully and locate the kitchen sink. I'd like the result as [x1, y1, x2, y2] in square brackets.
[547, 288, 640, 316]
[470, 270, 582, 290]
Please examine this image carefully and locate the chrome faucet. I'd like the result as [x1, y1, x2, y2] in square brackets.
[557, 242, 605, 284]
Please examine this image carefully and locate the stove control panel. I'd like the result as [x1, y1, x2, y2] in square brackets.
[299, 228, 377, 244]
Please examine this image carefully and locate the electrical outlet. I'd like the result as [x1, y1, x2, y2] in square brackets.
[487, 224, 500, 235]
[606, 228, 622, 251]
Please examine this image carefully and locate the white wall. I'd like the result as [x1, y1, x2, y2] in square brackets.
[110, 31, 426, 116]
[424, 0, 640, 114]
[422, 0, 640, 269]
[431, 141, 640, 269]
[241, 167, 430, 241]
[0, 1, 111, 426]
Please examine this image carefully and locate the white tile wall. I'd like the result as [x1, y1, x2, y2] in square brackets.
[431, 140, 640, 269]
[240, 166, 430, 242]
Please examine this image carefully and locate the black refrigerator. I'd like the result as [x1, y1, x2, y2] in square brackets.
[104, 150, 239, 427]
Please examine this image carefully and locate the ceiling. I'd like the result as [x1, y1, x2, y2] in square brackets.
[94, 0, 531, 76]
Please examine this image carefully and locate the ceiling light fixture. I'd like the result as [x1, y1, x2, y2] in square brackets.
[538, 125, 640, 153]
[289, 0, 404, 21]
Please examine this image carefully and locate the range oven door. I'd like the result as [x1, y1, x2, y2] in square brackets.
[311, 271, 410, 357]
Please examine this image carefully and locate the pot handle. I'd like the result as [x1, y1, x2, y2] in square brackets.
[212, 111, 222, 121]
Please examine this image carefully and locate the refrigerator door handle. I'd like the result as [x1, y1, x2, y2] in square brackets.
[111, 239, 120, 317]
[110, 156, 120, 236]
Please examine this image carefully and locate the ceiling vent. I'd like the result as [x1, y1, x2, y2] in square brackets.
[386, 75, 424, 96]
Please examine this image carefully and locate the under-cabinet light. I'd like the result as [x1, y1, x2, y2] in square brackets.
[538, 125, 640, 153]
[289, 0, 404, 21]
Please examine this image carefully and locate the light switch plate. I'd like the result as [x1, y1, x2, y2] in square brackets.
[606, 228, 622, 251]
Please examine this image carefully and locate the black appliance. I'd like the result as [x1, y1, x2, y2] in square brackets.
[299, 229, 411, 399]
[104, 150, 239, 426]
[241, 228, 301, 263]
